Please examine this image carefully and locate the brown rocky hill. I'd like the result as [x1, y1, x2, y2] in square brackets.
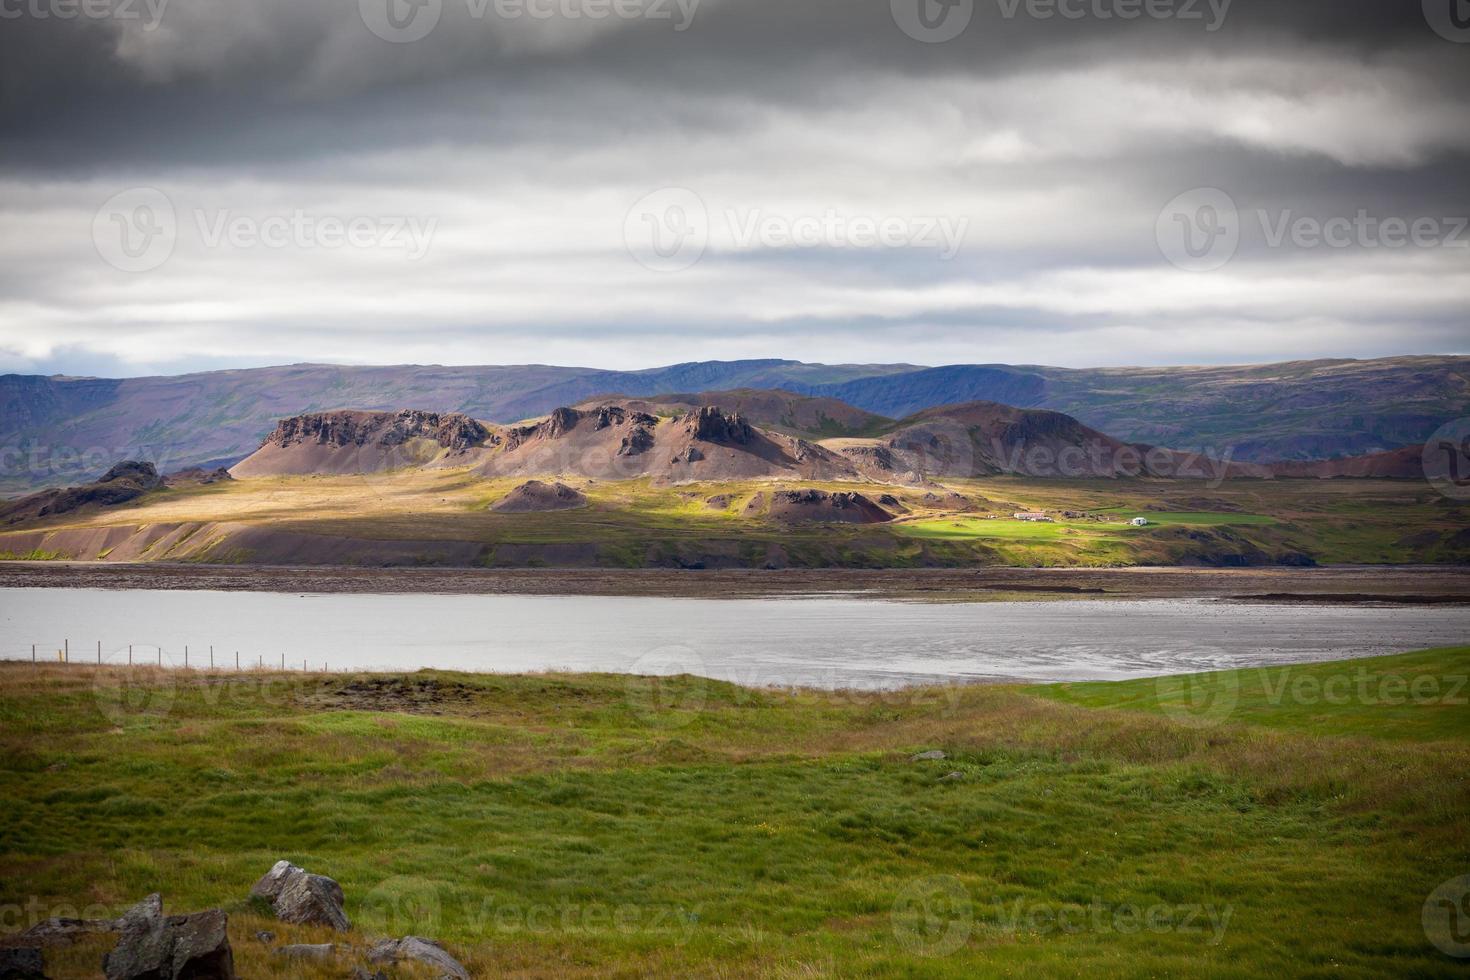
[830, 401, 1270, 481]
[226, 398, 1435, 488]
[475, 405, 860, 483]
[230, 404, 863, 484]
[575, 389, 889, 440]
[491, 480, 589, 512]
[0, 460, 164, 526]
[1269, 446, 1424, 479]
[229, 410, 492, 478]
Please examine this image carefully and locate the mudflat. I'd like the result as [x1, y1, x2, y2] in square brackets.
[2, 561, 1467, 603]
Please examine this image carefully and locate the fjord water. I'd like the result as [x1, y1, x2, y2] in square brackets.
[3, 588, 1468, 687]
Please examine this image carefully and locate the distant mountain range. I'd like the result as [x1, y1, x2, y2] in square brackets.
[2, 356, 1465, 494]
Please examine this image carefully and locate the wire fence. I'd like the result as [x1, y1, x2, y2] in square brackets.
[9, 640, 341, 672]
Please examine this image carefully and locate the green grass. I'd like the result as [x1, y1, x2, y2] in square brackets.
[2, 651, 1468, 976]
[1037, 647, 1470, 743]
[1107, 511, 1278, 527]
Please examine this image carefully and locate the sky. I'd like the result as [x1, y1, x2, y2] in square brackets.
[0, 0, 1467, 377]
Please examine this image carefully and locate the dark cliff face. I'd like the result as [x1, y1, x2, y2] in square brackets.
[269, 411, 490, 452]
[503, 406, 659, 451]
[685, 407, 754, 445]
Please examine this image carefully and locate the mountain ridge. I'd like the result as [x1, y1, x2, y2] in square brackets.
[2, 355, 1464, 494]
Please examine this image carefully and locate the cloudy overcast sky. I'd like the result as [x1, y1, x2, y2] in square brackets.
[1, 0, 1467, 376]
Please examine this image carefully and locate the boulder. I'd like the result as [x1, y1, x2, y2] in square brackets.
[102, 897, 234, 980]
[18, 917, 114, 948]
[249, 861, 350, 931]
[0, 948, 45, 979]
[911, 750, 946, 761]
[367, 937, 469, 980]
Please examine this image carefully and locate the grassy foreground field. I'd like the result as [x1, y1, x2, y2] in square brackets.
[2, 651, 1468, 977]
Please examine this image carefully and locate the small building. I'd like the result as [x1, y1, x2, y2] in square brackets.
[1013, 511, 1052, 522]
[1131, 517, 1149, 527]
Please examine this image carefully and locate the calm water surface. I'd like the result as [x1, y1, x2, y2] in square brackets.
[2, 588, 1467, 687]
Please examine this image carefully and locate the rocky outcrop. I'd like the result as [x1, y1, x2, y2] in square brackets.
[748, 489, 893, 524]
[619, 425, 656, 457]
[0, 461, 162, 526]
[249, 860, 351, 931]
[491, 480, 589, 513]
[684, 407, 753, 445]
[266, 410, 490, 453]
[162, 466, 233, 487]
[102, 896, 234, 980]
[366, 937, 469, 980]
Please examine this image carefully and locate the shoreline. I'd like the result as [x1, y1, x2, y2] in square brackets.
[2, 561, 1468, 603]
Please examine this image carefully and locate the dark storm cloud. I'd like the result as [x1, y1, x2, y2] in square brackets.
[0, 0, 1465, 374]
